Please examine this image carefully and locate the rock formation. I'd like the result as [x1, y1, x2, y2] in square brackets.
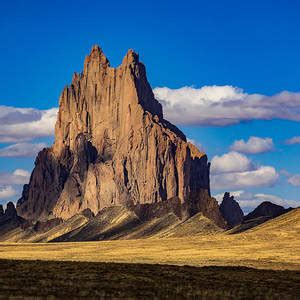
[5, 202, 18, 218]
[0, 205, 4, 216]
[229, 201, 294, 234]
[17, 45, 225, 228]
[0, 202, 25, 233]
[219, 192, 244, 228]
[244, 201, 291, 221]
[33, 218, 63, 233]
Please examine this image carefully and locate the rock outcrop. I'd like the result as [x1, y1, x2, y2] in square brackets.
[33, 218, 63, 233]
[244, 201, 291, 221]
[0, 205, 4, 216]
[219, 192, 244, 228]
[17, 45, 225, 228]
[0, 202, 25, 235]
[229, 201, 293, 234]
[5, 202, 18, 218]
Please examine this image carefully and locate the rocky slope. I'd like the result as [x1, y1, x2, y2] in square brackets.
[219, 192, 244, 228]
[229, 201, 293, 234]
[0, 202, 25, 237]
[16, 45, 225, 228]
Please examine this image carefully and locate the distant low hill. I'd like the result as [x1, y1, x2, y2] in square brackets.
[229, 201, 294, 234]
[245, 207, 300, 237]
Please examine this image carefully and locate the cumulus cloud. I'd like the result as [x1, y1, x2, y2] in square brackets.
[210, 151, 278, 189]
[214, 190, 299, 212]
[0, 186, 17, 199]
[285, 136, 300, 145]
[287, 174, 300, 187]
[211, 151, 253, 174]
[154, 86, 300, 126]
[2, 85, 300, 145]
[0, 106, 57, 143]
[0, 143, 47, 157]
[230, 136, 274, 154]
[0, 169, 31, 185]
[211, 166, 278, 189]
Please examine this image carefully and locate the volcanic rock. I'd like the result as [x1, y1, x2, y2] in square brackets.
[33, 218, 63, 233]
[17, 45, 225, 228]
[219, 192, 244, 228]
[229, 201, 293, 234]
[0, 202, 25, 235]
[244, 201, 290, 221]
[5, 202, 18, 218]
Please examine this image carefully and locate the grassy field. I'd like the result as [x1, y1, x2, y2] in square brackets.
[0, 209, 299, 298]
[0, 259, 299, 299]
[0, 232, 299, 270]
[0, 209, 299, 270]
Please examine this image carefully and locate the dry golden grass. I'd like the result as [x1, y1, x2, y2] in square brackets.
[0, 208, 299, 270]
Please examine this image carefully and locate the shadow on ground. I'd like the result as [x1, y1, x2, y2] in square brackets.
[0, 259, 299, 299]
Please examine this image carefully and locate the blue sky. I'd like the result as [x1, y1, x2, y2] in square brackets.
[1, 0, 300, 212]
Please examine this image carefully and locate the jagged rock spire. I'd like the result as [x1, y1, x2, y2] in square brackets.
[17, 46, 225, 228]
[219, 192, 244, 228]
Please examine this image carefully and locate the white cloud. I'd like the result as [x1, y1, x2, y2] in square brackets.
[13, 169, 31, 177]
[0, 186, 17, 199]
[0, 169, 30, 185]
[287, 174, 300, 187]
[230, 136, 274, 154]
[253, 193, 299, 207]
[211, 151, 253, 174]
[211, 166, 278, 189]
[0, 106, 57, 143]
[0, 143, 47, 157]
[285, 136, 300, 145]
[213, 190, 299, 212]
[1, 85, 300, 146]
[154, 86, 300, 126]
[210, 151, 278, 189]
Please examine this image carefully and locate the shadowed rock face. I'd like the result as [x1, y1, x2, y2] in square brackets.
[0, 205, 4, 216]
[5, 202, 18, 218]
[0, 202, 25, 234]
[219, 193, 244, 228]
[16, 45, 225, 228]
[244, 201, 290, 221]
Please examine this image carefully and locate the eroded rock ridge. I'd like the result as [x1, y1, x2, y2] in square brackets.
[17, 45, 225, 228]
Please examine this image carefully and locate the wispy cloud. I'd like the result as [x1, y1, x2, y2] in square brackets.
[230, 136, 274, 154]
[0, 169, 30, 185]
[287, 174, 300, 187]
[0, 106, 57, 143]
[154, 86, 300, 126]
[0, 143, 47, 157]
[285, 136, 300, 145]
[0, 185, 17, 199]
